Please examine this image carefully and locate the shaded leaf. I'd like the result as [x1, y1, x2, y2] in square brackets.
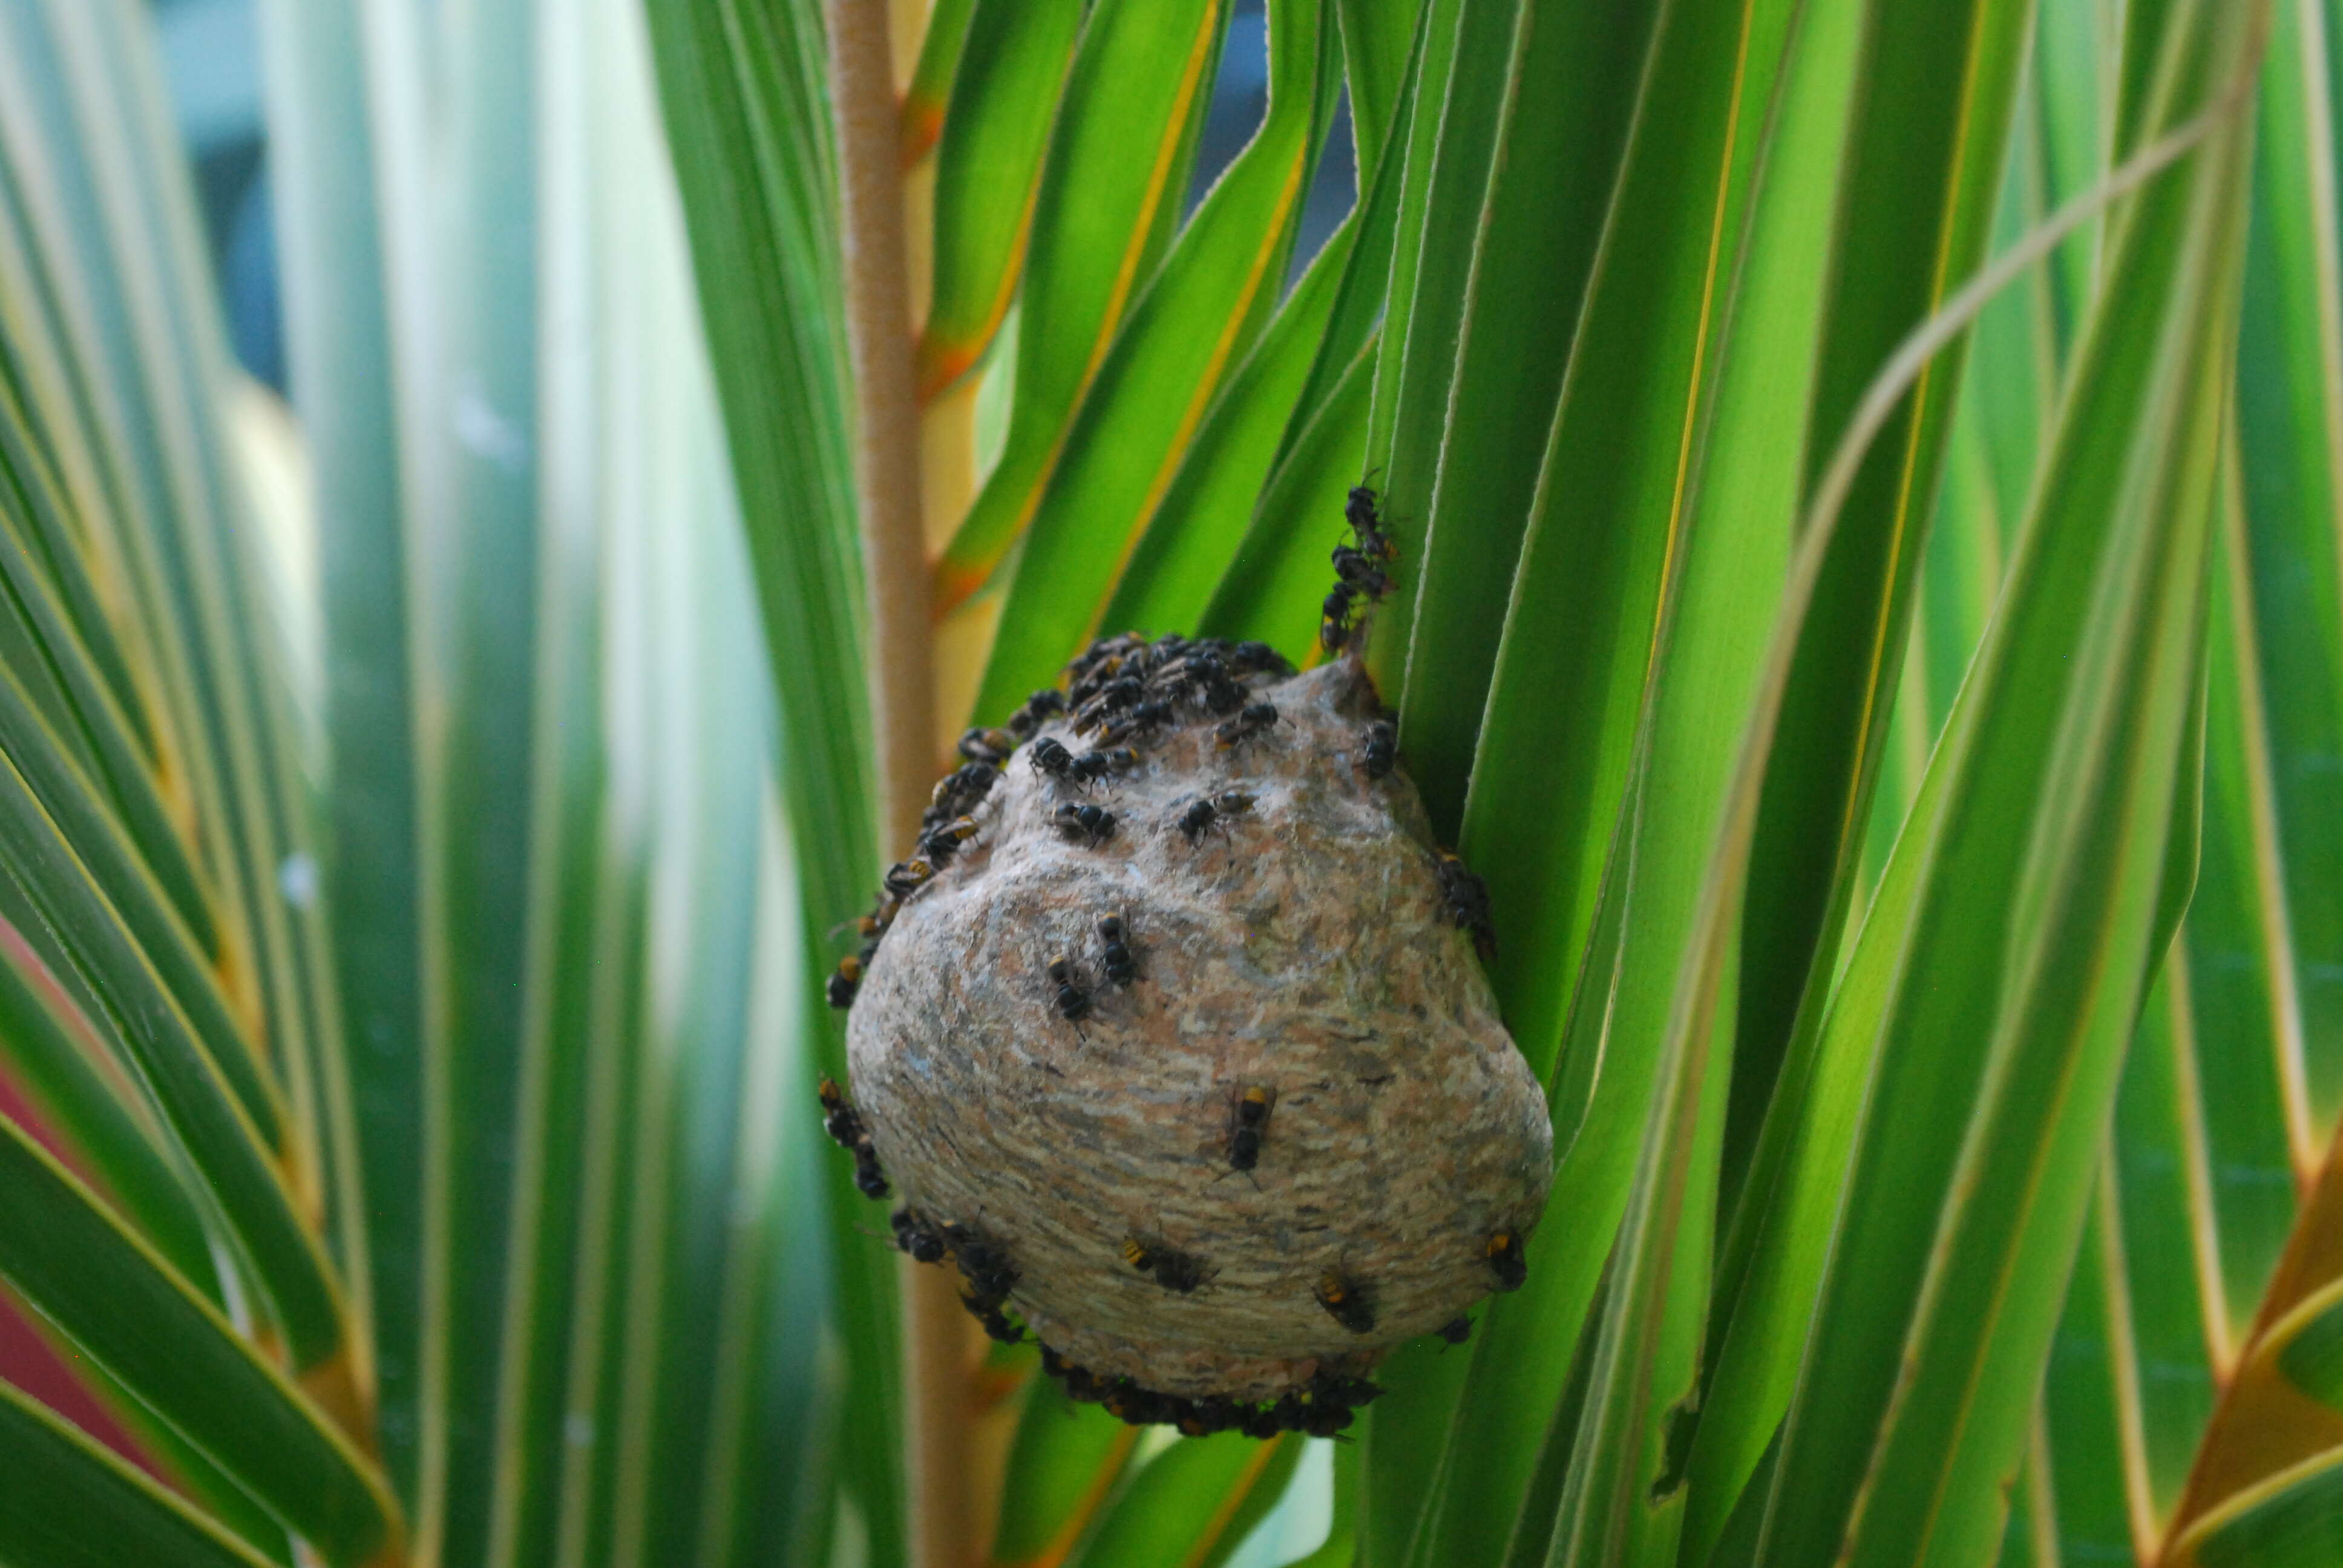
[0, 1111, 395, 1563]
[987, 1374, 1138, 1567]
[0, 1379, 278, 1568]
[1386, 0, 1664, 837]
[1066, 1434, 1302, 1568]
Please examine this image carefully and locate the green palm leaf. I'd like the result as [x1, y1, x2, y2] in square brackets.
[0, 1379, 280, 1568]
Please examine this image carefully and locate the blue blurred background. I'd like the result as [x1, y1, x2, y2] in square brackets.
[152, 0, 278, 386]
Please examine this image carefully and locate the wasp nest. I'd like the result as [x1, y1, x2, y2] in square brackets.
[824, 627, 1552, 1437]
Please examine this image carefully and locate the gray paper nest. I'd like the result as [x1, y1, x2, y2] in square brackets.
[835, 641, 1552, 1428]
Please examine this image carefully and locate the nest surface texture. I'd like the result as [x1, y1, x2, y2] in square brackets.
[848, 656, 1552, 1403]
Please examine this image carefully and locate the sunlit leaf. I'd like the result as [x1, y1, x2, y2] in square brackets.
[972, 0, 1338, 717]
[937, 0, 1233, 612]
[919, 1, 1086, 397]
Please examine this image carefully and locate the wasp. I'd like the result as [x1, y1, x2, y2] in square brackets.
[1164, 650, 1244, 715]
[1067, 666, 1122, 712]
[1208, 675, 1265, 717]
[1008, 688, 1067, 737]
[942, 1223, 1019, 1301]
[1064, 751, 1112, 791]
[1046, 956, 1093, 1028]
[1095, 699, 1175, 748]
[1054, 802, 1117, 846]
[891, 1207, 946, 1264]
[1231, 640, 1293, 678]
[1314, 1269, 1375, 1334]
[1228, 1084, 1276, 1171]
[1302, 1397, 1358, 1434]
[919, 814, 979, 864]
[1486, 1229, 1528, 1291]
[1098, 912, 1138, 986]
[1074, 676, 1145, 732]
[1360, 720, 1398, 780]
[1065, 630, 1127, 670]
[817, 1077, 867, 1148]
[964, 1287, 1026, 1345]
[832, 893, 900, 947]
[1068, 650, 1136, 706]
[1313, 1371, 1384, 1409]
[1321, 586, 1358, 655]
[1103, 1386, 1175, 1427]
[851, 1140, 889, 1200]
[1346, 481, 1398, 563]
[1123, 1234, 1209, 1293]
[1176, 789, 1256, 846]
[827, 953, 863, 1010]
[1179, 1396, 1241, 1437]
[1332, 543, 1394, 601]
[1197, 674, 1247, 717]
[958, 726, 1019, 765]
[1070, 747, 1136, 790]
[1300, 1402, 1355, 1438]
[1214, 701, 1280, 751]
[1156, 645, 1224, 684]
[1150, 1246, 1210, 1294]
[925, 763, 997, 833]
[1272, 1382, 1358, 1438]
[1435, 851, 1498, 957]
[883, 858, 936, 899]
[1069, 630, 1143, 679]
[1027, 736, 1079, 785]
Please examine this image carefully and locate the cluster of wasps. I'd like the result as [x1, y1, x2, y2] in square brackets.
[1040, 910, 1138, 1033]
[817, 1077, 890, 1200]
[890, 1207, 1027, 1345]
[1314, 485, 1496, 956]
[1020, 628, 1300, 1033]
[1041, 1347, 1388, 1439]
[1320, 482, 1401, 655]
[824, 622, 1301, 1037]
[825, 754, 1004, 1013]
[1015, 1226, 1530, 1438]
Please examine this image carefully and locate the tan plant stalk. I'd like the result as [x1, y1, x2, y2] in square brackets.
[823, 3, 965, 1565]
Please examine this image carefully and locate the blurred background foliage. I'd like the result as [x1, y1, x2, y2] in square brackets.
[0, 1, 2336, 1567]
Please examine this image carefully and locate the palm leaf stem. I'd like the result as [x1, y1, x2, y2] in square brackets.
[2157, 1106, 2343, 1559]
[821, 4, 960, 1566]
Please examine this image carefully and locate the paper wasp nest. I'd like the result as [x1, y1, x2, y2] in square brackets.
[830, 637, 1552, 1434]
